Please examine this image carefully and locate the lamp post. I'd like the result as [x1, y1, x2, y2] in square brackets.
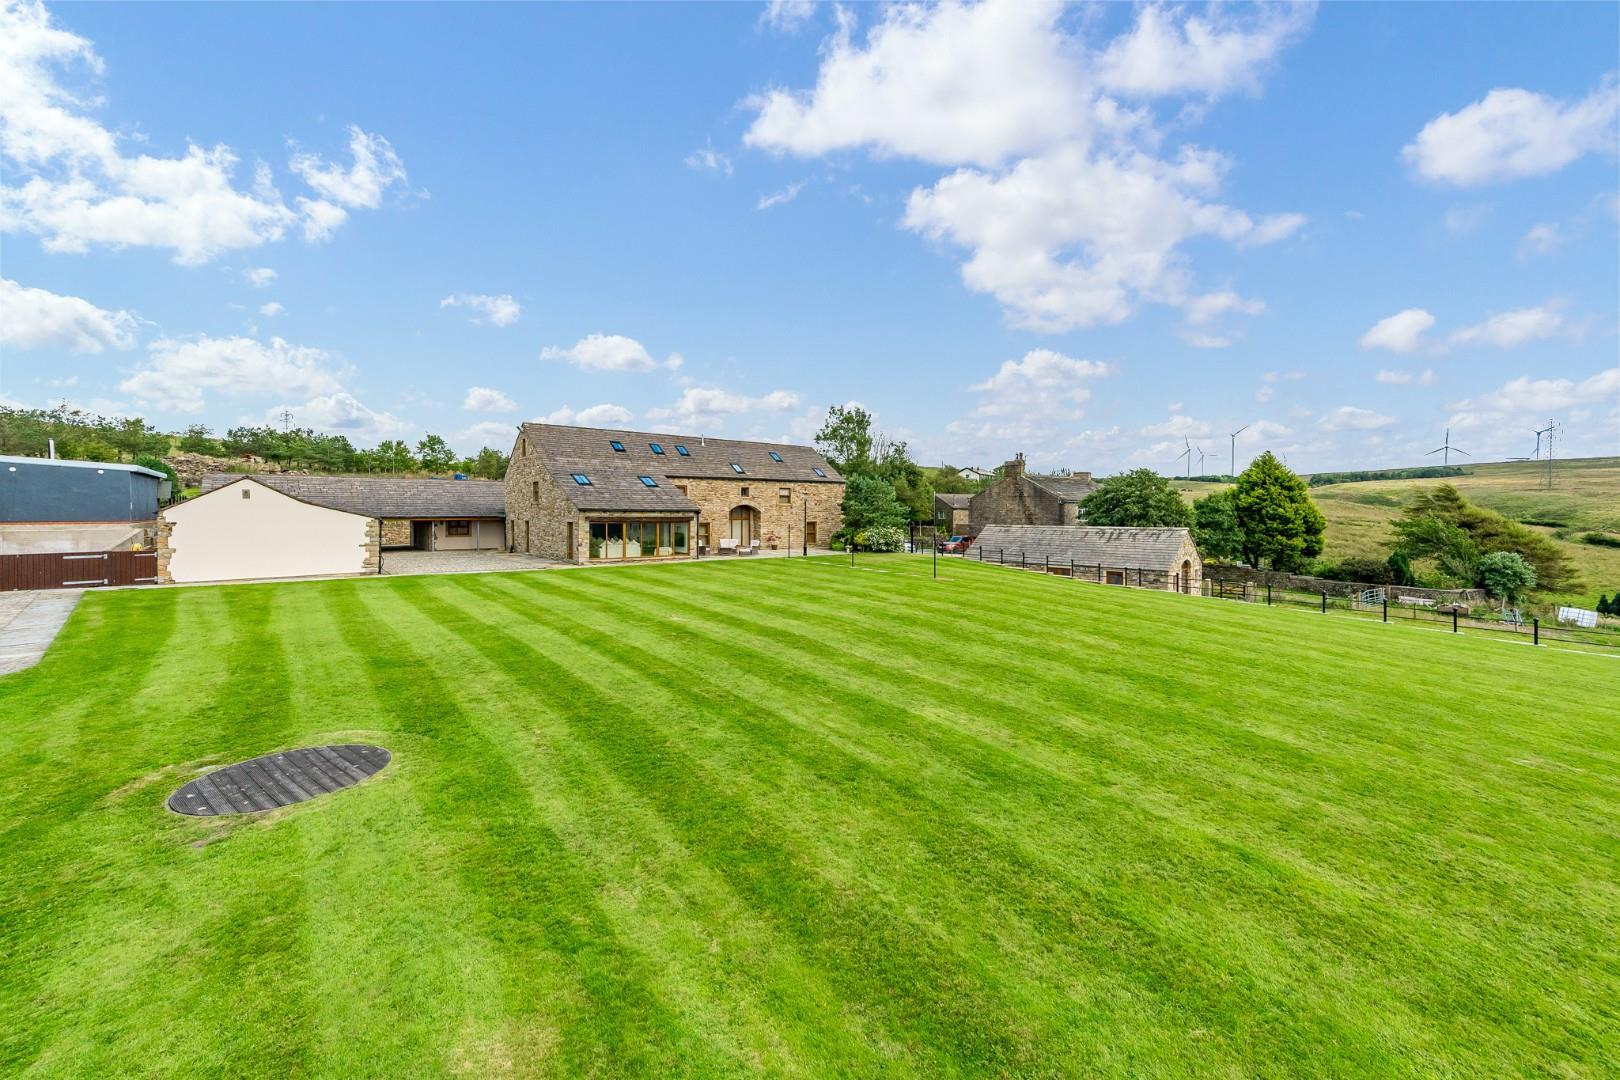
[802, 497, 807, 556]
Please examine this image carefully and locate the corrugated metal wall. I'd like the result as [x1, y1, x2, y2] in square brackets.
[0, 461, 161, 523]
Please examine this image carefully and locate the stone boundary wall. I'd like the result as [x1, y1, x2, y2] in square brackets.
[1203, 564, 1487, 603]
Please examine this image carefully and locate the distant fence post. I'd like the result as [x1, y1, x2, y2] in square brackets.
[1265, 580, 1272, 606]
[999, 549, 1004, 565]
[1070, 558, 1074, 579]
[1452, 609, 1459, 634]
[1321, 591, 1327, 614]
[1044, 554, 1049, 574]
[1533, 617, 1539, 645]
[1383, 597, 1388, 623]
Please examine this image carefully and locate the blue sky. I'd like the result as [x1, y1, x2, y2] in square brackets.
[2, 0, 1616, 474]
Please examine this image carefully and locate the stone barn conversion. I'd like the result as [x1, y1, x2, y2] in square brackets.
[506, 423, 844, 562]
[157, 474, 505, 583]
[967, 454, 1096, 536]
[972, 524, 1203, 593]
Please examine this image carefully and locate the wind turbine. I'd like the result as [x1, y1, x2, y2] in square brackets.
[1228, 424, 1249, 478]
[1195, 444, 1207, 476]
[1176, 437, 1192, 478]
[1427, 427, 1469, 465]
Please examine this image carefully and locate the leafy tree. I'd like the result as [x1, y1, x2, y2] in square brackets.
[931, 466, 975, 495]
[177, 424, 225, 456]
[1314, 555, 1396, 585]
[837, 473, 909, 543]
[1190, 489, 1242, 561]
[1387, 550, 1415, 587]
[467, 447, 510, 479]
[1233, 452, 1325, 571]
[1393, 484, 1577, 594]
[1391, 515, 1481, 586]
[371, 440, 416, 473]
[1478, 551, 1536, 606]
[814, 404, 876, 475]
[416, 434, 456, 472]
[1080, 468, 1192, 528]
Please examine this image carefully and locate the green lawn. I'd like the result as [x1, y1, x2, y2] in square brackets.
[3, 557, 1618, 1077]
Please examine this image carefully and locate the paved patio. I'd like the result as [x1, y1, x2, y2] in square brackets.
[379, 549, 565, 576]
[0, 590, 82, 676]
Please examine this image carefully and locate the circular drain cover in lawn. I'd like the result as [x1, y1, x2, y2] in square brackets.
[167, 745, 390, 816]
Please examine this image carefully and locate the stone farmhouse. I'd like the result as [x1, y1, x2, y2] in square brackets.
[973, 524, 1203, 593]
[967, 454, 1097, 536]
[506, 423, 844, 562]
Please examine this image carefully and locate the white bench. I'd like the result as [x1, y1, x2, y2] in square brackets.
[718, 538, 739, 555]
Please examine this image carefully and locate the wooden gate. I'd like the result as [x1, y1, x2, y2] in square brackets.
[0, 550, 159, 591]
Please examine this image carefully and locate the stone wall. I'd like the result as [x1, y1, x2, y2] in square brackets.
[675, 477, 843, 551]
[967, 457, 1076, 535]
[361, 518, 381, 573]
[380, 519, 412, 547]
[153, 517, 175, 584]
[1202, 564, 1487, 603]
[504, 447, 584, 560]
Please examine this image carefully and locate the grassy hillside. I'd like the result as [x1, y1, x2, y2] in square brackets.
[3, 558, 1617, 1077]
[1176, 456, 1620, 606]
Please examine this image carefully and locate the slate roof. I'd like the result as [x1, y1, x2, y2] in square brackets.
[199, 474, 506, 518]
[934, 493, 973, 509]
[520, 422, 841, 512]
[1026, 474, 1097, 500]
[973, 525, 1196, 570]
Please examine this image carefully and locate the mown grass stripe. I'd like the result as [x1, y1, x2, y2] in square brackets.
[383, 574, 894, 1076]
[447, 572, 1336, 1074]
[331, 581, 736, 1077]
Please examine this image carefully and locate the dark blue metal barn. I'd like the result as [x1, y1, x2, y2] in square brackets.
[0, 456, 164, 523]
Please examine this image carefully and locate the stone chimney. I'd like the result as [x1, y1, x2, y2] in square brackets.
[1003, 453, 1025, 481]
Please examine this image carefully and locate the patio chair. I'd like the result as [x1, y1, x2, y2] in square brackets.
[739, 540, 760, 556]
[718, 538, 739, 555]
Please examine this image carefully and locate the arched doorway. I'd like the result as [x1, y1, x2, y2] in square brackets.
[1181, 559, 1193, 593]
[729, 505, 759, 546]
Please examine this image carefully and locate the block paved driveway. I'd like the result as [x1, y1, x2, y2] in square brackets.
[0, 591, 81, 676]
[379, 550, 564, 576]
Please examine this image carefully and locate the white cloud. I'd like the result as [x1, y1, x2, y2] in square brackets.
[761, 0, 816, 33]
[540, 333, 682, 372]
[440, 292, 522, 327]
[288, 125, 408, 209]
[947, 348, 1109, 443]
[121, 334, 346, 412]
[296, 197, 348, 243]
[1255, 385, 1274, 403]
[1141, 413, 1213, 438]
[645, 386, 801, 427]
[1441, 203, 1491, 235]
[1319, 405, 1394, 431]
[741, 1, 1307, 334]
[1359, 308, 1435, 353]
[463, 386, 518, 413]
[0, 277, 135, 352]
[685, 141, 733, 176]
[1518, 222, 1564, 258]
[537, 403, 636, 427]
[0, 3, 405, 262]
[1093, 3, 1314, 99]
[1375, 368, 1437, 386]
[269, 391, 405, 440]
[1448, 368, 1619, 430]
[456, 420, 517, 452]
[756, 180, 806, 210]
[1447, 303, 1567, 349]
[258, 300, 283, 317]
[904, 145, 1303, 331]
[1402, 77, 1620, 186]
[745, 1, 1097, 167]
[243, 266, 276, 287]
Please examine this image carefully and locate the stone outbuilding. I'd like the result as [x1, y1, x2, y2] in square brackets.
[157, 474, 505, 583]
[505, 423, 844, 562]
[966, 454, 1096, 536]
[934, 492, 972, 534]
[972, 524, 1202, 592]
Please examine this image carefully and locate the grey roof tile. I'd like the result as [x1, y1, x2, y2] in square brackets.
[520, 422, 841, 512]
[199, 474, 505, 518]
[973, 525, 1196, 570]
